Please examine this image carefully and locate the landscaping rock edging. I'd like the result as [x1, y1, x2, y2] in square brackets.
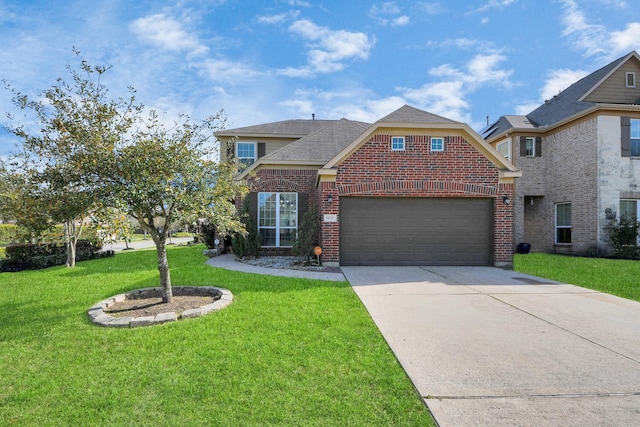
[88, 286, 233, 328]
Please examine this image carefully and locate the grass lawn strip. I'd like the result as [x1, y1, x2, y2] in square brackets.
[515, 253, 640, 302]
[0, 245, 434, 426]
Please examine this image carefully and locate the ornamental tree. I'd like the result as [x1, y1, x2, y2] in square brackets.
[107, 111, 248, 303]
[3, 50, 139, 266]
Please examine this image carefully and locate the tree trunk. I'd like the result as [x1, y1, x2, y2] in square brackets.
[156, 241, 173, 303]
[64, 221, 77, 267]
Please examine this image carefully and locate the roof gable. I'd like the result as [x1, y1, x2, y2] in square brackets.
[527, 51, 639, 127]
[378, 104, 459, 124]
[322, 105, 518, 176]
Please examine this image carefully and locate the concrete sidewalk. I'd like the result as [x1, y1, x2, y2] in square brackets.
[103, 236, 194, 252]
[342, 266, 640, 427]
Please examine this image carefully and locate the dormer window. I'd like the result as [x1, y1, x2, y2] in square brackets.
[626, 72, 636, 88]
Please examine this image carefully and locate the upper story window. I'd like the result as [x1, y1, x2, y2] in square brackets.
[555, 202, 572, 244]
[525, 137, 536, 157]
[236, 142, 257, 166]
[497, 140, 511, 162]
[430, 137, 444, 152]
[391, 136, 405, 151]
[626, 72, 636, 88]
[631, 119, 640, 157]
[520, 136, 541, 158]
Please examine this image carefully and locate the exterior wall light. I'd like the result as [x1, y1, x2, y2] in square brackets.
[503, 196, 511, 205]
[327, 194, 333, 204]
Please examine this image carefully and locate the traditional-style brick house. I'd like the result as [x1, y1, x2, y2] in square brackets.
[216, 105, 520, 267]
[483, 51, 640, 256]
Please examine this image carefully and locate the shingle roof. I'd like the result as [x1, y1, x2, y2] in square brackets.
[259, 119, 370, 163]
[526, 54, 628, 127]
[480, 115, 535, 139]
[215, 119, 337, 138]
[483, 51, 638, 141]
[378, 104, 459, 124]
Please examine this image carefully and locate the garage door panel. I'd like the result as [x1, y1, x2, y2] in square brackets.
[340, 197, 493, 266]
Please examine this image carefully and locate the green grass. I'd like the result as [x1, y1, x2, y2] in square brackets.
[515, 253, 640, 302]
[0, 245, 433, 426]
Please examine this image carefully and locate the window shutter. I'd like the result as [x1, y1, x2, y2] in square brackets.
[248, 192, 258, 225]
[297, 193, 308, 228]
[535, 137, 542, 157]
[258, 142, 266, 159]
[519, 136, 527, 157]
[621, 116, 631, 157]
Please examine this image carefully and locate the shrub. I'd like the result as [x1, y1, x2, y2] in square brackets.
[609, 216, 640, 259]
[0, 224, 19, 243]
[1, 240, 110, 272]
[231, 197, 260, 258]
[292, 205, 321, 262]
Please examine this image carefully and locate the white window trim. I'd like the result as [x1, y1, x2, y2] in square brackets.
[626, 72, 636, 88]
[497, 139, 511, 162]
[258, 192, 298, 248]
[525, 137, 536, 157]
[236, 141, 257, 164]
[555, 202, 572, 244]
[391, 136, 405, 151]
[430, 137, 444, 152]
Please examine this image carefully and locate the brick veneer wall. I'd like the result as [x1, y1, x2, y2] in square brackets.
[320, 133, 514, 267]
[536, 119, 598, 255]
[247, 169, 318, 256]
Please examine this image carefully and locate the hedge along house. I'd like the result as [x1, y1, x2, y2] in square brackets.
[216, 105, 521, 267]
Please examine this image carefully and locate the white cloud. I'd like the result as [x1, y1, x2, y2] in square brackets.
[609, 22, 640, 54]
[558, 0, 640, 60]
[283, 19, 374, 76]
[130, 13, 208, 56]
[417, 2, 444, 15]
[396, 52, 513, 122]
[200, 58, 264, 83]
[515, 68, 588, 115]
[258, 11, 300, 25]
[469, 0, 516, 14]
[369, 2, 410, 26]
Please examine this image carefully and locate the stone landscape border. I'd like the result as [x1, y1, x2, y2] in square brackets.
[88, 286, 233, 328]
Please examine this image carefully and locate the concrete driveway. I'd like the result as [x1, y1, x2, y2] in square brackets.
[342, 266, 640, 427]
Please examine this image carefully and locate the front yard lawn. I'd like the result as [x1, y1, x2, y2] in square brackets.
[0, 245, 434, 426]
[515, 253, 640, 302]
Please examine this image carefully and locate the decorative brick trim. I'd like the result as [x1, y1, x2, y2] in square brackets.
[338, 180, 498, 196]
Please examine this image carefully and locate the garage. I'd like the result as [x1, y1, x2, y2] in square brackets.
[340, 197, 494, 266]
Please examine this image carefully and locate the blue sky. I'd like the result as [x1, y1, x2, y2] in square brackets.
[2, 0, 640, 158]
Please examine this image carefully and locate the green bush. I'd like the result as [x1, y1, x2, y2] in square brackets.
[609, 216, 640, 259]
[2, 240, 109, 272]
[292, 205, 321, 262]
[0, 247, 6, 259]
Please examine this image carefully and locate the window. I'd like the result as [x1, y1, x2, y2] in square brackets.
[631, 119, 640, 157]
[236, 142, 257, 166]
[620, 199, 638, 221]
[497, 140, 511, 162]
[555, 203, 572, 244]
[525, 137, 536, 157]
[258, 192, 297, 247]
[391, 136, 405, 151]
[620, 199, 640, 245]
[626, 72, 636, 88]
[430, 137, 444, 152]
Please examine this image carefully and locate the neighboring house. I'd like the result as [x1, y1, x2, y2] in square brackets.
[482, 51, 640, 256]
[216, 105, 520, 267]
